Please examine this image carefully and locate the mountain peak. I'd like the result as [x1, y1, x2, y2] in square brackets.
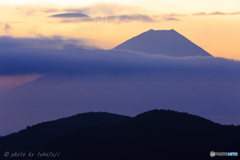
[146, 29, 176, 34]
[114, 29, 212, 57]
[147, 29, 175, 31]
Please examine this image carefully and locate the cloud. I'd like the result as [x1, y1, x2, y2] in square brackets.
[4, 23, 11, 32]
[62, 3, 143, 16]
[10, 3, 143, 18]
[164, 17, 179, 21]
[192, 12, 206, 16]
[166, 14, 187, 17]
[59, 14, 154, 23]
[153, 13, 187, 22]
[49, 13, 89, 18]
[192, 11, 240, 16]
[0, 35, 90, 49]
[44, 8, 59, 13]
[0, 36, 240, 79]
[95, 14, 154, 22]
[210, 11, 240, 15]
[51, 13, 185, 23]
[1, 22, 22, 34]
[210, 11, 227, 15]
[46, 3, 169, 23]
[9, 3, 185, 23]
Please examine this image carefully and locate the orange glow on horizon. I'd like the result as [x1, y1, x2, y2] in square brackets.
[0, 3, 239, 60]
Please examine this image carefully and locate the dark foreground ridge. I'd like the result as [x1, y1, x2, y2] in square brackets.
[114, 29, 213, 57]
[1, 109, 240, 160]
[0, 112, 131, 153]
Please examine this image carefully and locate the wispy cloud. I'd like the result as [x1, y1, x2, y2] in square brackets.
[164, 17, 179, 21]
[58, 14, 154, 23]
[49, 13, 89, 18]
[192, 11, 240, 16]
[47, 3, 156, 23]
[49, 12, 186, 23]
[97, 14, 153, 22]
[4, 23, 11, 32]
[47, 3, 185, 23]
[62, 3, 143, 16]
[44, 8, 59, 13]
[164, 14, 187, 17]
[9, 3, 186, 24]
[192, 12, 206, 16]
[153, 13, 187, 21]
[12, 3, 142, 17]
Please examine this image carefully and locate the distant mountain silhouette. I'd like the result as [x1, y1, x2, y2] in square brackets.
[114, 29, 213, 57]
[1, 109, 237, 160]
[0, 112, 130, 155]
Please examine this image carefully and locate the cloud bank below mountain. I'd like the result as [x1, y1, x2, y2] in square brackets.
[0, 36, 239, 77]
[0, 35, 240, 136]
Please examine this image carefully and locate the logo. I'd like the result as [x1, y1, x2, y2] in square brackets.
[210, 151, 215, 157]
[210, 151, 238, 157]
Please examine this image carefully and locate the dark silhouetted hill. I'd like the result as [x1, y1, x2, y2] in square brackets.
[0, 112, 131, 155]
[1, 109, 239, 160]
[114, 29, 213, 57]
[31, 110, 240, 160]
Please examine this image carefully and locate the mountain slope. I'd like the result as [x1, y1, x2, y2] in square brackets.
[114, 29, 212, 57]
[33, 109, 240, 160]
[0, 112, 131, 154]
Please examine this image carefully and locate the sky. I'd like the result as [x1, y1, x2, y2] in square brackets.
[0, 0, 239, 59]
[0, 0, 240, 136]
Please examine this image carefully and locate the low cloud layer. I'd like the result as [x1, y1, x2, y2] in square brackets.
[0, 36, 240, 79]
[0, 36, 89, 49]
